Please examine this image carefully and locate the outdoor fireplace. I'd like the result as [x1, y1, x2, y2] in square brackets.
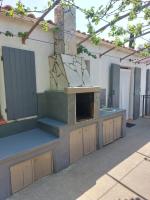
[46, 5, 100, 125]
[76, 93, 94, 122]
[49, 5, 92, 90]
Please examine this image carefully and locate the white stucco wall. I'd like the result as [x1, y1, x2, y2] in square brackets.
[79, 40, 148, 118]
[0, 15, 54, 119]
[0, 15, 148, 120]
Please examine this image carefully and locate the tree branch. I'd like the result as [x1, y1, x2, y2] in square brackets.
[99, 30, 150, 57]
[120, 45, 150, 61]
[22, 0, 61, 44]
[77, 1, 150, 46]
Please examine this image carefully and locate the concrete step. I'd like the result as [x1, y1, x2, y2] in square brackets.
[38, 118, 66, 137]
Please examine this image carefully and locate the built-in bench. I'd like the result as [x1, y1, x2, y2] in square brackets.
[38, 117, 67, 137]
[0, 111, 126, 200]
[0, 128, 57, 162]
[0, 122, 70, 200]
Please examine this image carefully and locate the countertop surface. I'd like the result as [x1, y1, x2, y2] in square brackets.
[99, 108, 125, 118]
[0, 128, 57, 161]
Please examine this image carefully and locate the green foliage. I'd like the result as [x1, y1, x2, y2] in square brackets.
[81, 0, 149, 48]
[144, 43, 150, 49]
[60, 0, 75, 9]
[128, 10, 137, 20]
[109, 26, 127, 37]
[77, 45, 97, 59]
[15, 1, 26, 15]
[86, 23, 101, 45]
[84, 6, 102, 25]
[4, 1, 26, 17]
[7, 9, 14, 16]
[144, 8, 150, 20]
[128, 23, 142, 36]
[52, 27, 60, 33]
[48, 0, 52, 7]
[113, 37, 124, 47]
[18, 32, 28, 38]
[2, 0, 149, 50]
[41, 21, 49, 31]
[91, 35, 101, 45]
[139, 43, 150, 57]
[140, 50, 150, 57]
[5, 31, 13, 37]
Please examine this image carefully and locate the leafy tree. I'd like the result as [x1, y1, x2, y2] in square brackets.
[0, 0, 150, 57]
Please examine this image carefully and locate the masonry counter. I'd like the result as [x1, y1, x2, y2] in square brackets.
[0, 128, 69, 200]
[99, 108, 126, 148]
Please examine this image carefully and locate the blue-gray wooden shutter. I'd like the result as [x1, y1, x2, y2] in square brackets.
[2, 46, 37, 120]
[100, 89, 106, 108]
[108, 63, 120, 107]
[145, 69, 150, 115]
[133, 67, 141, 119]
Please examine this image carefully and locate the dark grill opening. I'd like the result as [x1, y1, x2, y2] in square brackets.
[76, 93, 94, 122]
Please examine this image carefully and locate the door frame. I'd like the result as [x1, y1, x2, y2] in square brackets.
[119, 66, 136, 120]
[119, 67, 132, 120]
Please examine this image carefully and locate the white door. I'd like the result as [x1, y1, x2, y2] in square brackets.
[120, 69, 131, 119]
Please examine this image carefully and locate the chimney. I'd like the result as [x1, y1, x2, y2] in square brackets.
[54, 5, 77, 55]
[49, 5, 91, 90]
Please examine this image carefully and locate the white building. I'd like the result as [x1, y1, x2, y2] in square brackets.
[0, 11, 149, 122]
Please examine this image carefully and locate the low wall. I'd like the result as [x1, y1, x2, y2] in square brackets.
[0, 118, 37, 138]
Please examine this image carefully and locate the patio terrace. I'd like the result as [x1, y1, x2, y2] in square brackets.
[8, 118, 150, 200]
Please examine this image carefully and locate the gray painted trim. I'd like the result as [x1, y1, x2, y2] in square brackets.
[100, 89, 106, 108]
[145, 69, 150, 115]
[109, 63, 120, 107]
[0, 118, 37, 138]
[133, 67, 141, 119]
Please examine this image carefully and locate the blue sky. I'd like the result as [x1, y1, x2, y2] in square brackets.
[2, 0, 149, 45]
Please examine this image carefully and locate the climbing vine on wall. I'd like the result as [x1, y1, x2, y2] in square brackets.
[77, 45, 97, 59]
[0, 30, 28, 38]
